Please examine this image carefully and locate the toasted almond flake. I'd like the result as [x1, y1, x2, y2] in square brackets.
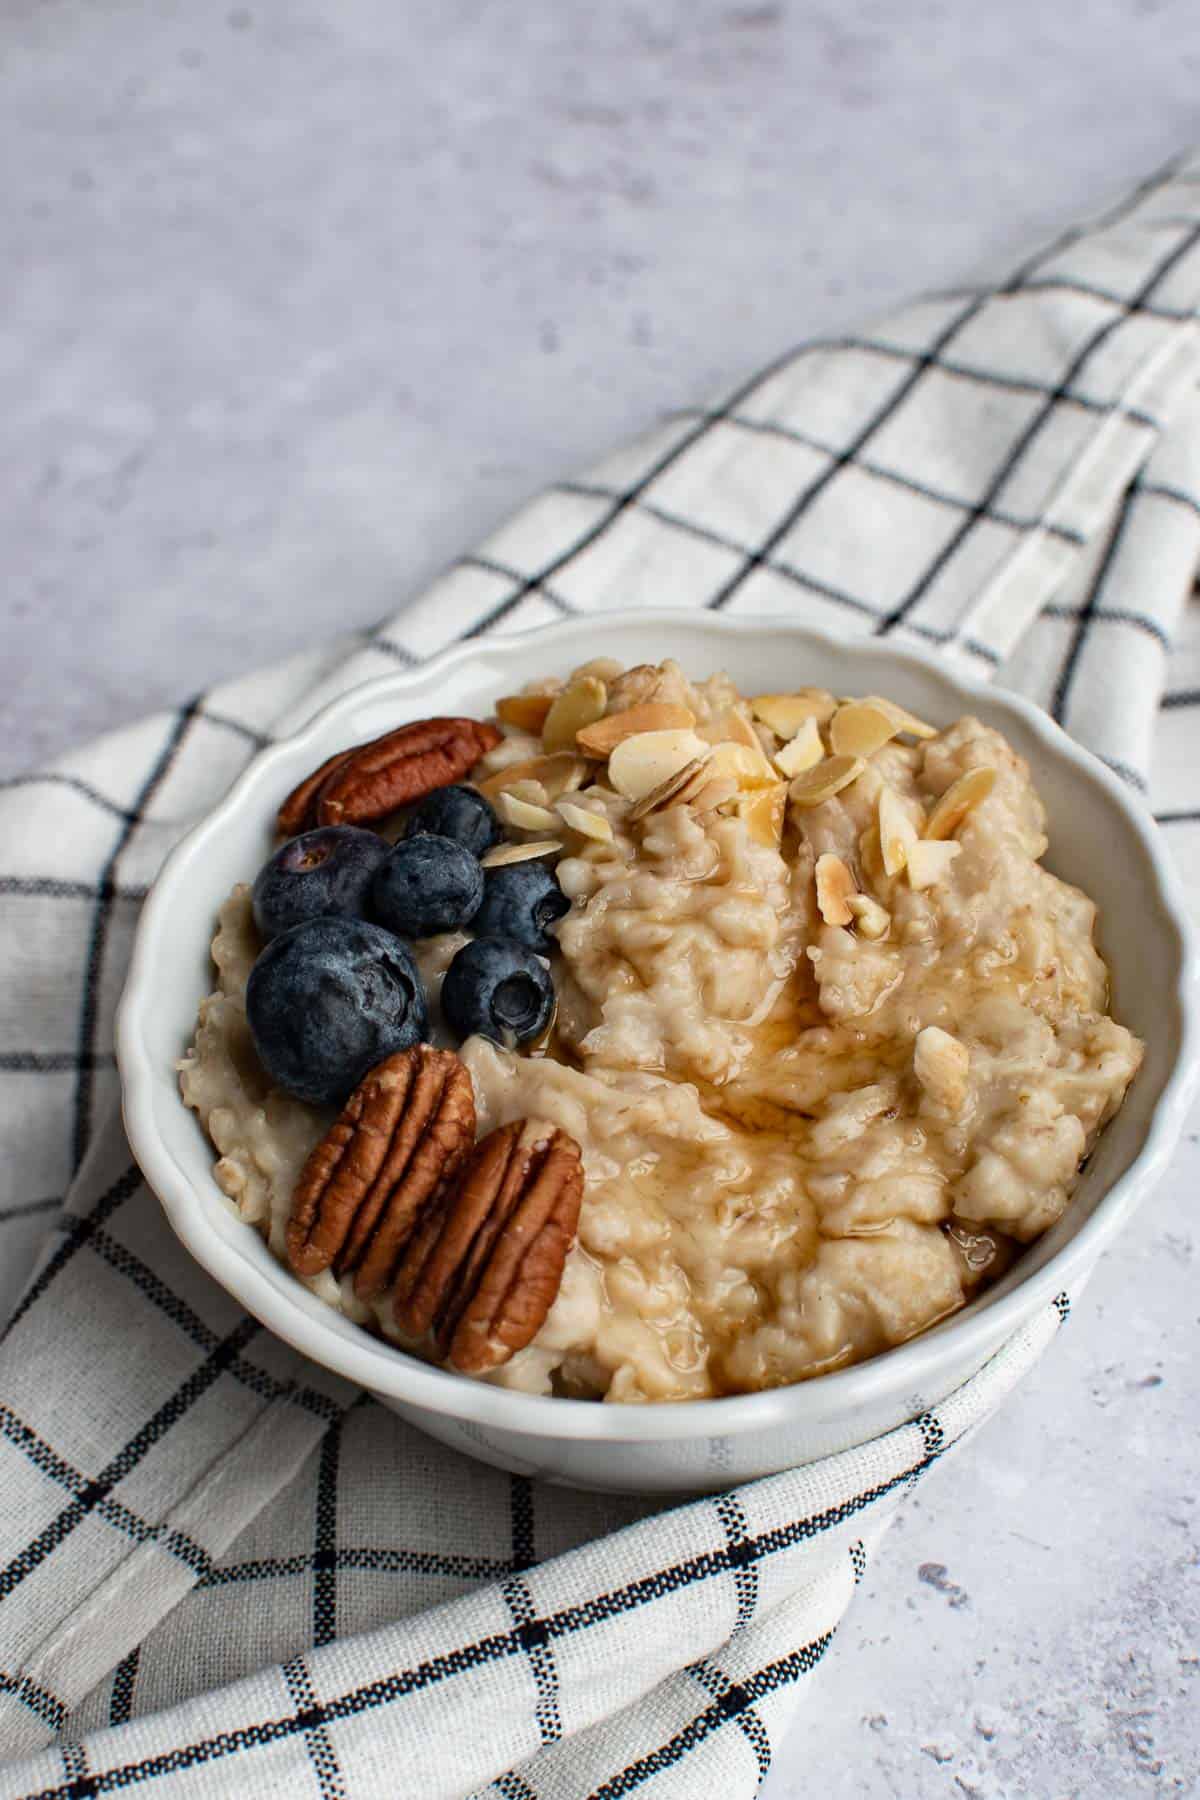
[476, 753, 590, 803]
[913, 1025, 970, 1112]
[570, 656, 625, 683]
[829, 699, 902, 760]
[751, 689, 838, 734]
[555, 799, 614, 842]
[906, 839, 962, 889]
[496, 792, 561, 832]
[608, 729, 711, 802]
[773, 716, 825, 778]
[815, 853, 856, 926]
[480, 839, 563, 868]
[923, 766, 997, 840]
[656, 758, 737, 814]
[788, 754, 866, 807]
[864, 695, 938, 740]
[699, 708, 777, 778]
[878, 785, 919, 877]
[541, 677, 608, 753]
[558, 761, 589, 795]
[626, 751, 714, 820]
[576, 702, 697, 757]
[737, 781, 787, 847]
[846, 893, 891, 939]
[717, 709, 765, 752]
[685, 775, 740, 814]
[605, 663, 669, 712]
[495, 693, 554, 733]
[672, 761, 722, 807]
[504, 778, 549, 807]
[701, 740, 778, 792]
[478, 734, 548, 772]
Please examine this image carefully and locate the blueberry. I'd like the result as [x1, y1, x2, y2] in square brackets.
[473, 859, 569, 953]
[251, 826, 388, 943]
[442, 937, 556, 1047]
[406, 785, 501, 857]
[371, 834, 484, 940]
[245, 917, 427, 1106]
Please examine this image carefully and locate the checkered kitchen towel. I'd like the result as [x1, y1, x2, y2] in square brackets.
[1, 152, 1199, 1800]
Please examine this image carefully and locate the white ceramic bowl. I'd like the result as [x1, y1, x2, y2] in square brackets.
[117, 612, 1199, 1493]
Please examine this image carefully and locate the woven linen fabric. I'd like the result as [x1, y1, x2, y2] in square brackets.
[1, 151, 1200, 1800]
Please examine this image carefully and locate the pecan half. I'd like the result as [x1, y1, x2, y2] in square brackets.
[276, 747, 356, 837]
[287, 1046, 476, 1300]
[393, 1118, 583, 1374]
[277, 717, 502, 835]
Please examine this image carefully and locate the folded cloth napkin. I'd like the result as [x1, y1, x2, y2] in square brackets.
[2, 151, 1200, 1800]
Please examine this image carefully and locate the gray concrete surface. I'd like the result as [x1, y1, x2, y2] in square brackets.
[5, 0, 1200, 774]
[3, 2, 1199, 1794]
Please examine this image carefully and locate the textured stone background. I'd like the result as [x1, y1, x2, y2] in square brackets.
[4, 3, 1199, 1793]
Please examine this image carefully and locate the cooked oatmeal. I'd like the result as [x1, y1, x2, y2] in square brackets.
[180, 659, 1142, 1402]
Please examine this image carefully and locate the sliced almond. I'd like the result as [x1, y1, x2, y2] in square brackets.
[576, 702, 697, 757]
[906, 839, 962, 890]
[863, 695, 938, 740]
[846, 893, 891, 939]
[879, 785, 919, 877]
[608, 729, 710, 802]
[698, 708, 778, 778]
[815, 853, 856, 926]
[788, 754, 866, 807]
[626, 750, 714, 820]
[685, 775, 740, 814]
[751, 689, 838, 735]
[713, 708, 764, 751]
[913, 1025, 970, 1112]
[701, 740, 778, 793]
[673, 760, 725, 806]
[924, 766, 997, 840]
[570, 656, 625, 683]
[773, 716, 825, 778]
[542, 677, 608, 753]
[480, 839, 563, 868]
[557, 761, 590, 797]
[605, 663, 669, 712]
[737, 781, 787, 848]
[504, 778, 550, 807]
[495, 693, 554, 734]
[829, 699, 901, 760]
[478, 735, 550, 773]
[476, 753, 590, 804]
[555, 799, 614, 843]
[496, 792, 561, 832]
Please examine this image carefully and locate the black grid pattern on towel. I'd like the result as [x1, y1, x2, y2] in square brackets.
[25, 1406, 949, 1798]
[417, 160, 1200, 670]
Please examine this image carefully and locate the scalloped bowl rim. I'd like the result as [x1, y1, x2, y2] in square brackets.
[117, 610, 1200, 1442]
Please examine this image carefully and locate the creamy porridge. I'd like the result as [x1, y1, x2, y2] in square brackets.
[180, 659, 1142, 1402]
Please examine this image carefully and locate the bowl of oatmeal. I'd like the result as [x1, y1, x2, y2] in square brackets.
[117, 613, 1198, 1492]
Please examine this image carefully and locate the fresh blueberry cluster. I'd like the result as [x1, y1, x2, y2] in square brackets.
[246, 783, 567, 1106]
